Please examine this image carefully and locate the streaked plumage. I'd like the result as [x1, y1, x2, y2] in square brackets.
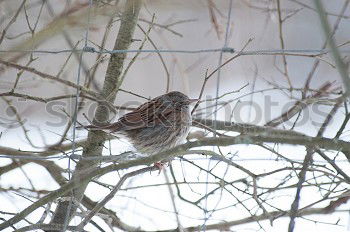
[85, 91, 196, 155]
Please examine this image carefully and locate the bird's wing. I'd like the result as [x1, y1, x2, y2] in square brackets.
[76, 100, 156, 133]
[80, 97, 173, 133]
[116, 97, 172, 131]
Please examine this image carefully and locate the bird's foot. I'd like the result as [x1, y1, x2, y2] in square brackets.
[154, 162, 165, 174]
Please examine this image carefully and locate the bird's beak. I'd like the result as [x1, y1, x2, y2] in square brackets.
[188, 99, 199, 104]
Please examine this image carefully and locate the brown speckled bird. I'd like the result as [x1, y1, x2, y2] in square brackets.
[84, 91, 198, 168]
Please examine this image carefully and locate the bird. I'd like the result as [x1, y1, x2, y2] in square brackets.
[82, 91, 198, 169]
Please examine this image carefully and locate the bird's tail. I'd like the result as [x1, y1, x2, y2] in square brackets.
[77, 122, 121, 132]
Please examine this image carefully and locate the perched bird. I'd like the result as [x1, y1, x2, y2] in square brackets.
[83, 91, 198, 168]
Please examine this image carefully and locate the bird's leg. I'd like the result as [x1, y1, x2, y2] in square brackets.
[153, 162, 165, 174]
[153, 159, 172, 174]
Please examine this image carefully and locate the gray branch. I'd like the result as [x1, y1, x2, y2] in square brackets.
[48, 0, 142, 230]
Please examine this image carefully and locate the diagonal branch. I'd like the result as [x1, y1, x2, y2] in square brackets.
[77, 166, 157, 230]
[288, 148, 314, 232]
[314, 0, 350, 96]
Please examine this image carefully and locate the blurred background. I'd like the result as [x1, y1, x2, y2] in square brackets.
[1, 0, 350, 231]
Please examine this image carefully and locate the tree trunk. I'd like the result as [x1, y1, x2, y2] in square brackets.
[48, 0, 142, 230]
